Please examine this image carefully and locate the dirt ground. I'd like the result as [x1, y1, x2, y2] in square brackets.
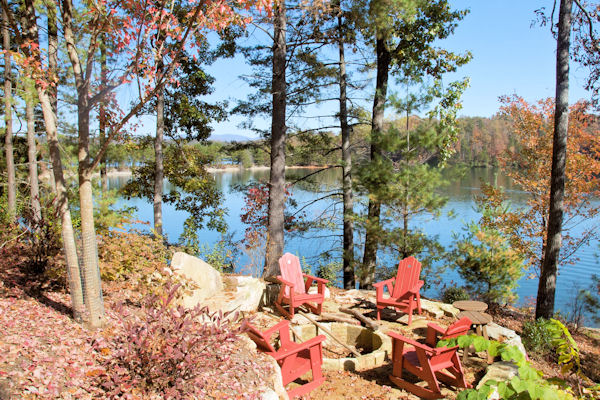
[250, 287, 600, 400]
[1, 252, 599, 400]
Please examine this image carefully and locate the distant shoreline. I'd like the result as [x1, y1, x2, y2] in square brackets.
[97, 165, 328, 177]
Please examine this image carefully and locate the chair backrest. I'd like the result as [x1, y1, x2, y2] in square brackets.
[242, 320, 277, 353]
[445, 317, 472, 338]
[279, 253, 306, 296]
[391, 256, 422, 299]
[428, 346, 458, 370]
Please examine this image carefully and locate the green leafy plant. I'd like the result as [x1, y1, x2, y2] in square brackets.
[521, 318, 553, 356]
[439, 335, 574, 400]
[197, 234, 238, 273]
[441, 286, 470, 304]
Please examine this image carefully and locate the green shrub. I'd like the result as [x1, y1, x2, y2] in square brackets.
[441, 286, 470, 304]
[521, 318, 553, 356]
[316, 261, 342, 287]
[449, 221, 524, 304]
[197, 235, 238, 273]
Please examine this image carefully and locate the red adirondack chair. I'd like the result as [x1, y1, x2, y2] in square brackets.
[274, 253, 329, 319]
[387, 331, 471, 399]
[425, 316, 472, 347]
[242, 319, 326, 398]
[373, 256, 424, 325]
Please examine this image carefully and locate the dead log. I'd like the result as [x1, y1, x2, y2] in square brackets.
[339, 307, 380, 331]
[298, 311, 362, 358]
[318, 313, 360, 325]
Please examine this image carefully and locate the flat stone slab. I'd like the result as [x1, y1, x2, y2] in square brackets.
[421, 299, 460, 318]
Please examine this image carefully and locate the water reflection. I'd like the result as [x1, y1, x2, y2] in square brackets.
[109, 166, 599, 325]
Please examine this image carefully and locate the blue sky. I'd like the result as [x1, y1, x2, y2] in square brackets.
[204, 0, 593, 138]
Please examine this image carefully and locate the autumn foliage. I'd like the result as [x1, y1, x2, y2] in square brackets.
[94, 284, 273, 399]
[482, 96, 600, 274]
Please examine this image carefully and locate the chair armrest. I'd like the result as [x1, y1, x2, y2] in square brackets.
[425, 322, 446, 346]
[303, 273, 329, 284]
[276, 276, 295, 288]
[373, 278, 394, 289]
[427, 322, 446, 335]
[387, 331, 440, 353]
[262, 320, 290, 341]
[374, 278, 395, 301]
[271, 335, 327, 361]
[387, 331, 428, 348]
[408, 280, 424, 294]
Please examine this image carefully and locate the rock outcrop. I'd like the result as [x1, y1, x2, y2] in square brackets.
[171, 252, 223, 309]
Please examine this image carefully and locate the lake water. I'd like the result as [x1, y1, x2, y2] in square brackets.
[108, 167, 599, 324]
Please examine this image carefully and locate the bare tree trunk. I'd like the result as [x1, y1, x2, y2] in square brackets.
[263, 1, 287, 278]
[361, 36, 390, 289]
[26, 89, 41, 222]
[99, 37, 108, 192]
[46, 0, 58, 116]
[338, 24, 354, 289]
[62, 0, 105, 327]
[78, 100, 105, 327]
[46, 0, 58, 192]
[22, 0, 85, 321]
[2, 8, 16, 222]
[536, 0, 573, 320]
[153, 86, 165, 237]
[39, 88, 86, 322]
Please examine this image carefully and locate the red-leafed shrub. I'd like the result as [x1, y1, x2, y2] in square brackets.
[95, 284, 272, 399]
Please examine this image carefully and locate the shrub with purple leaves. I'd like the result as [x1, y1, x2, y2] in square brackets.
[95, 283, 273, 399]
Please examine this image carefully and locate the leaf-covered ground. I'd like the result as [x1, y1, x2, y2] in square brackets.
[0, 251, 277, 400]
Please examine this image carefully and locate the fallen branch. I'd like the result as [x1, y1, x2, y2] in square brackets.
[318, 313, 360, 325]
[298, 311, 361, 358]
[339, 307, 380, 331]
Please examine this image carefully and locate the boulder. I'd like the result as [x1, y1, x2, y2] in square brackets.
[226, 275, 267, 312]
[485, 323, 528, 359]
[171, 252, 223, 309]
[486, 322, 518, 340]
[477, 361, 519, 389]
[504, 336, 528, 360]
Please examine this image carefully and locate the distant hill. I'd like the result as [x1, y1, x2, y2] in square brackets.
[208, 134, 252, 142]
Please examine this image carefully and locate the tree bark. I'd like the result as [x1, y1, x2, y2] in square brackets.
[338, 22, 354, 289]
[26, 90, 41, 222]
[536, 0, 573, 320]
[3, 8, 16, 222]
[62, 0, 105, 327]
[153, 86, 165, 237]
[263, 1, 287, 279]
[99, 37, 108, 192]
[21, 0, 85, 321]
[361, 36, 390, 289]
[46, 0, 58, 117]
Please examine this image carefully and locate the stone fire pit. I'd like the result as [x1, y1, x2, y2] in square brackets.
[293, 323, 391, 371]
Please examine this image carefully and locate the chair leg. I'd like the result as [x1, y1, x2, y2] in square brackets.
[316, 302, 323, 315]
[376, 307, 382, 320]
[388, 375, 444, 400]
[407, 298, 414, 326]
[275, 301, 292, 319]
